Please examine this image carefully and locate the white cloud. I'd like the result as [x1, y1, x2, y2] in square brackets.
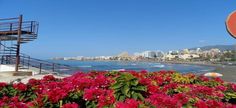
[199, 40, 206, 43]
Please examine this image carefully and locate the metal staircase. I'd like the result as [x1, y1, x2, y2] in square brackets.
[0, 15, 38, 72]
[0, 15, 75, 75]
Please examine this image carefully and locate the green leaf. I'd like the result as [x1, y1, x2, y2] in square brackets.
[115, 92, 121, 99]
[43, 96, 48, 103]
[131, 93, 138, 100]
[19, 95, 25, 101]
[119, 95, 126, 101]
[137, 93, 145, 101]
[130, 80, 139, 86]
[121, 85, 130, 96]
[112, 83, 122, 89]
[132, 86, 147, 92]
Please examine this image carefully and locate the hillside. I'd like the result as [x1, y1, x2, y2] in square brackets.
[190, 44, 236, 51]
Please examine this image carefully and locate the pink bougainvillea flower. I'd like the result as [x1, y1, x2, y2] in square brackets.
[231, 83, 236, 92]
[62, 102, 79, 108]
[47, 88, 68, 103]
[0, 82, 7, 88]
[43, 75, 57, 81]
[97, 90, 115, 108]
[116, 99, 141, 108]
[83, 87, 103, 101]
[13, 82, 27, 91]
[194, 100, 208, 108]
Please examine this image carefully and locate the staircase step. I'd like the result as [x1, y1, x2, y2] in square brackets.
[20, 42, 28, 44]
[21, 38, 36, 40]
[8, 47, 17, 49]
[23, 35, 37, 37]
[21, 40, 33, 42]
[22, 36, 37, 39]
[0, 53, 17, 55]
[1, 50, 16, 51]
[19, 67, 29, 69]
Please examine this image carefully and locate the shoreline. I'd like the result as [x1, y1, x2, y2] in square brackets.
[1, 60, 235, 83]
[53, 60, 236, 82]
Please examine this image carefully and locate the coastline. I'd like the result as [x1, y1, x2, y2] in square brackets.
[54, 60, 236, 82]
[1, 60, 235, 83]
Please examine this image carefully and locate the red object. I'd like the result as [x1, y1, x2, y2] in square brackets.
[226, 11, 236, 39]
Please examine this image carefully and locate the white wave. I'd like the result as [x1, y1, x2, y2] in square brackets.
[152, 64, 165, 68]
[131, 63, 137, 66]
[78, 65, 92, 68]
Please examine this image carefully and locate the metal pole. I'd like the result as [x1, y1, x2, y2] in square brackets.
[28, 56, 30, 68]
[15, 15, 23, 72]
[1, 56, 4, 64]
[39, 63, 42, 74]
[52, 63, 55, 72]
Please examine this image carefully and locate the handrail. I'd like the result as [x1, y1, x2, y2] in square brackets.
[0, 21, 38, 34]
[1, 54, 76, 74]
[0, 17, 19, 21]
[0, 43, 30, 57]
[0, 42, 76, 74]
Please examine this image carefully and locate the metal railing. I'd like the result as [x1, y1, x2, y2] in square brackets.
[0, 54, 77, 75]
[0, 21, 39, 35]
[0, 43, 77, 75]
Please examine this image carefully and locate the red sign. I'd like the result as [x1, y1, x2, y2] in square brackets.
[226, 11, 236, 39]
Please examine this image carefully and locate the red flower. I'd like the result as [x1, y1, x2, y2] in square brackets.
[28, 78, 40, 85]
[97, 90, 115, 108]
[62, 102, 79, 108]
[173, 93, 189, 105]
[231, 83, 236, 92]
[43, 75, 56, 81]
[116, 99, 140, 108]
[199, 76, 209, 82]
[214, 77, 224, 83]
[47, 88, 68, 103]
[11, 96, 19, 102]
[83, 88, 103, 101]
[13, 83, 27, 91]
[139, 78, 151, 86]
[0, 82, 7, 89]
[195, 100, 208, 108]
[147, 85, 160, 94]
[206, 100, 224, 108]
[216, 85, 227, 92]
[146, 93, 182, 108]
[8, 102, 28, 108]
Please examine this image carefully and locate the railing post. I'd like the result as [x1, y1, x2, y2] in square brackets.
[1, 56, 3, 64]
[22, 56, 24, 66]
[27, 56, 30, 69]
[30, 21, 33, 32]
[39, 63, 42, 74]
[10, 23, 12, 31]
[52, 63, 55, 72]
[15, 15, 23, 72]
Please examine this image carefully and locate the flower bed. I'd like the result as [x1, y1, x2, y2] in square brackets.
[0, 70, 236, 108]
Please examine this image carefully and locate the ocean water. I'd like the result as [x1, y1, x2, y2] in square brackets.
[51, 60, 216, 74]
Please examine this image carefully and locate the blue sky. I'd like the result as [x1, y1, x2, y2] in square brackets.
[0, 0, 236, 58]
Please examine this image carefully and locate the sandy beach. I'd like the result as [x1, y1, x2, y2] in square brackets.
[214, 65, 236, 82]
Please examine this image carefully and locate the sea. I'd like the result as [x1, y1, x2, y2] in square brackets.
[51, 60, 216, 75]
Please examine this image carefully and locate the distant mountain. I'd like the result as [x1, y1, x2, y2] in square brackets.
[190, 44, 236, 51]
